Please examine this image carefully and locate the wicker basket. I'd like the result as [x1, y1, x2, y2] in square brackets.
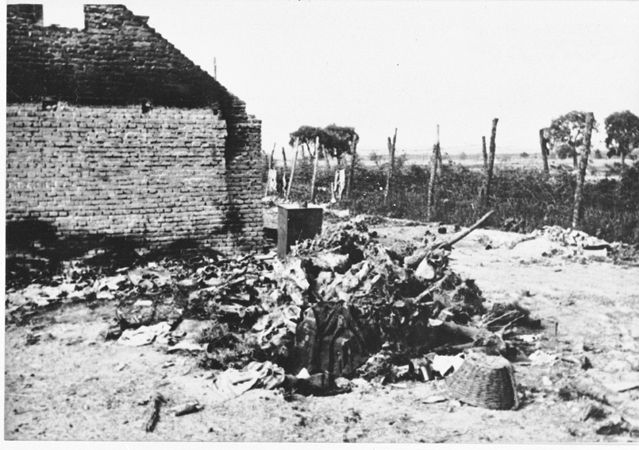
[446, 352, 519, 410]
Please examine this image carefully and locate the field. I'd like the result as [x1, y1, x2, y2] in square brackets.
[5, 221, 639, 442]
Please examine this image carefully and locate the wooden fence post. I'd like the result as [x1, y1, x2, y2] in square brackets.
[572, 113, 594, 229]
[481, 136, 488, 170]
[310, 136, 320, 203]
[281, 146, 288, 195]
[347, 136, 359, 199]
[539, 128, 549, 174]
[483, 118, 499, 207]
[383, 128, 397, 207]
[427, 143, 439, 221]
[285, 139, 299, 202]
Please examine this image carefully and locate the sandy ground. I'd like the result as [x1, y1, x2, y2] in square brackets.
[4, 225, 639, 442]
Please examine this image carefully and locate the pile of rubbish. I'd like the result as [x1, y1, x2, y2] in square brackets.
[504, 225, 639, 265]
[6, 216, 544, 407]
[542, 226, 639, 264]
[535, 226, 611, 251]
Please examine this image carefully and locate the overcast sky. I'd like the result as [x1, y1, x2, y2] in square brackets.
[15, 0, 639, 154]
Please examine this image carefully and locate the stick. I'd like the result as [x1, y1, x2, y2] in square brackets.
[433, 210, 495, 250]
[572, 113, 594, 229]
[145, 393, 166, 432]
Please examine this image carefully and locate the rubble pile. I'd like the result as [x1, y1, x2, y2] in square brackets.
[535, 226, 610, 250]
[6, 216, 543, 407]
[545, 226, 639, 264]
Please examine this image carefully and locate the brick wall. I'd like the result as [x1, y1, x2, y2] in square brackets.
[6, 103, 262, 251]
[6, 4, 263, 252]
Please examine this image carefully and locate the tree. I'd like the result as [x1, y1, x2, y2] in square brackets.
[289, 124, 358, 163]
[549, 111, 598, 169]
[555, 143, 574, 160]
[289, 125, 324, 159]
[323, 124, 358, 163]
[288, 124, 359, 202]
[604, 110, 639, 167]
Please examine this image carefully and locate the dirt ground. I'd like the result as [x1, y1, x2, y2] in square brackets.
[4, 225, 639, 442]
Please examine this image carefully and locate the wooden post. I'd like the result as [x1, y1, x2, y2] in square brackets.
[426, 143, 439, 221]
[435, 124, 442, 176]
[481, 136, 488, 170]
[384, 128, 397, 207]
[347, 136, 358, 199]
[483, 118, 499, 207]
[281, 146, 288, 195]
[269, 143, 276, 169]
[281, 146, 288, 172]
[310, 136, 320, 203]
[539, 128, 549, 174]
[285, 140, 299, 202]
[572, 113, 594, 229]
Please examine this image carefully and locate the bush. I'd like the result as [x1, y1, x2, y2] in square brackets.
[520, 152, 529, 158]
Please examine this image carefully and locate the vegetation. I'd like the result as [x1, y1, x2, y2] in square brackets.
[289, 124, 358, 161]
[277, 158, 639, 245]
[549, 111, 598, 168]
[605, 110, 639, 167]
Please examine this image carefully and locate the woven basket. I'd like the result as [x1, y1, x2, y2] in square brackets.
[446, 352, 519, 410]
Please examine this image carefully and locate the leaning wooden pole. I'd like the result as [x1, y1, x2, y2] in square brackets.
[285, 140, 299, 202]
[310, 136, 320, 203]
[481, 136, 488, 170]
[539, 128, 549, 174]
[483, 118, 499, 207]
[571, 112, 594, 229]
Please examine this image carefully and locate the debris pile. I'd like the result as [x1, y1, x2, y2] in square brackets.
[246, 218, 510, 379]
[6, 215, 546, 409]
[531, 225, 639, 263]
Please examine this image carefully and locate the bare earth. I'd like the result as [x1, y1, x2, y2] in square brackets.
[4, 225, 639, 442]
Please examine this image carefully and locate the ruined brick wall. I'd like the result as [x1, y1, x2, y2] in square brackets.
[6, 4, 263, 252]
[6, 104, 261, 250]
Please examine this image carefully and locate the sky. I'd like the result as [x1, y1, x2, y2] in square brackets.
[10, 0, 639, 155]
